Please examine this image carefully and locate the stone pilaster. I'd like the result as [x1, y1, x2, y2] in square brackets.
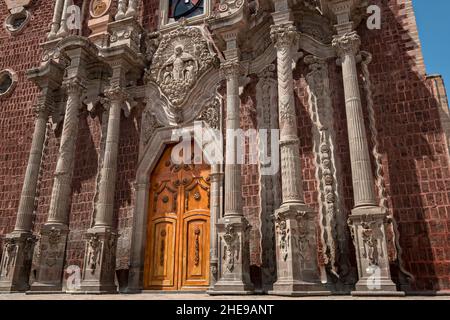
[332, 31, 403, 296]
[30, 77, 85, 293]
[269, 22, 329, 296]
[208, 60, 254, 295]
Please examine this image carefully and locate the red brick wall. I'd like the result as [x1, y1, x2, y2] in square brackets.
[0, 1, 54, 237]
[357, 0, 450, 292]
[239, 77, 262, 286]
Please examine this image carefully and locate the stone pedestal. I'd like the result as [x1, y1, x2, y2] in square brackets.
[270, 205, 330, 296]
[208, 216, 254, 295]
[0, 232, 36, 292]
[79, 227, 118, 294]
[348, 207, 405, 296]
[29, 224, 69, 293]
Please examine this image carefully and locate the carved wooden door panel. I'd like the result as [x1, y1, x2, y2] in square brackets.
[144, 145, 210, 291]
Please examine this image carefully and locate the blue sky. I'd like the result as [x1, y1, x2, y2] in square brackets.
[413, 0, 450, 85]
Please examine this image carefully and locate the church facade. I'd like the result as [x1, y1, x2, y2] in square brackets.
[0, 0, 449, 296]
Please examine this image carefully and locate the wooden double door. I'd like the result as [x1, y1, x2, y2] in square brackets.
[144, 145, 211, 291]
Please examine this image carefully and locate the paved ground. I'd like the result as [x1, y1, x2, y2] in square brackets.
[0, 293, 449, 300]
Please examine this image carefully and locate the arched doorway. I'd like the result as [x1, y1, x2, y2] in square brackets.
[143, 144, 211, 291]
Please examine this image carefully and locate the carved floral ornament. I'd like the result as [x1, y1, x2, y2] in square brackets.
[270, 23, 298, 49]
[146, 26, 219, 107]
[332, 31, 361, 57]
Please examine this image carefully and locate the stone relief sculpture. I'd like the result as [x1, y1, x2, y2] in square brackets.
[222, 224, 240, 273]
[147, 26, 218, 107]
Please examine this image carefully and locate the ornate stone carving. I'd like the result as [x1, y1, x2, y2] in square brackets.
[217, 0, 244, 14]
[295, 213, 311, 263]
[332, 31, 361, 57]
[277, 220, 289, 262]
[360, 221, 384, 267]
[222, 224, 240, 273]
[0, 239, 17, 278]
[148, 27, 218, 106]
[87, 234, 100, 273]
[197, 97, 221, 129]
[270, 23, 298, 50]
[142, 108, 162, 146]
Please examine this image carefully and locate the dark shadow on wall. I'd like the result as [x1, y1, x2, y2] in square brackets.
[356, 0, 450, 293]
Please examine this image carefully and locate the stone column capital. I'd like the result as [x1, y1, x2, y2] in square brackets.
[270, 23, 298, 50]
[332, 31, 361, 58]
[62, 77, 85, 95]
[220, 60, 242, 80]
[104, 86, 129, 103]
[34, 93, 54, 119]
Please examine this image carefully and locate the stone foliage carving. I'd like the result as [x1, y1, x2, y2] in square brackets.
[141, 107, 162, 146]
[222, 224, 240, 273]
[360, 220, 384, 267]
[305, 55, 355, 282]
[196, 97, 221, 129]
[0, 239, 17, 278]
[332, 31, 361, 57]
[87, 234, 100, 273]
[147, 27, 218, 107]
[277, 220, 289, 261]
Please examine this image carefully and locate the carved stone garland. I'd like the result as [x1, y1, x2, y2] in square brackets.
[305, 56, 341, 278]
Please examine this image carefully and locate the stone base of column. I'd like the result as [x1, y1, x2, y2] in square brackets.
[207, 216, 254, 295]
[348, 206, 405, 297]
[269, 204, 331, 297]
[28, 223, 69, 293]
[0, 231, 36, 293]
[78, 227, 118, 294]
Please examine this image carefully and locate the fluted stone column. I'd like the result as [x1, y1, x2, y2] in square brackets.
[30, 77, 85, 293]
[48, 0, 65, 40]
[208, 60, 254, 295]
[269, 21, 329, 296]
[79, 87, 127, 293]
[0, 96, 53, 292]
[332, 31, 402, 296]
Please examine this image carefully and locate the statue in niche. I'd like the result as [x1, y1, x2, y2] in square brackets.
[159, 45, 198, 83]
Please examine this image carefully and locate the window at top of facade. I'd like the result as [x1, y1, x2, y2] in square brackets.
[161, 0, 207, 28]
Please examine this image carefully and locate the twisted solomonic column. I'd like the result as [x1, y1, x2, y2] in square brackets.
[332, 31, 403, 296]
[270, 23, 304, 206]
[269, 22, 329, 296]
